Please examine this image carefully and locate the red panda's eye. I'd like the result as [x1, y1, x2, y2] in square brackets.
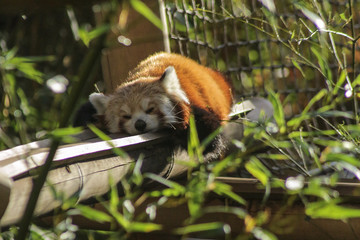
[123, 115, 131, 119]
[145, 107, 154, 114]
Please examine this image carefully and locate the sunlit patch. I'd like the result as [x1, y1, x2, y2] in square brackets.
[314, 18, 326, 31]
[274, 68, 289, 78]
[342, 141, 355, 150]
[285, 175, 304, 191]
[118, 35, 132, 46]
[301, 8, 326, 31]
[266, 122, 279, 134]
[344, 83, 353, 98]
[46, 75, 69, 93]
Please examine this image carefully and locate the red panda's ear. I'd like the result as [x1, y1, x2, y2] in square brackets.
[160, 66, 189, 104]
[89, 92, 110, 115]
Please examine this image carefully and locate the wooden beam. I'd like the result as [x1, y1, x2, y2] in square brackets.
[0, 131, 170, 179]
[0, 130, 174, 227]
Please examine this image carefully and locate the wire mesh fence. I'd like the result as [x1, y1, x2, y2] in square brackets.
[162, 0, 359, 124]
[161, 0, 360, 176]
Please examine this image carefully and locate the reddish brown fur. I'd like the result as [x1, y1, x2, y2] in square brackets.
[125, 52, 233, 130]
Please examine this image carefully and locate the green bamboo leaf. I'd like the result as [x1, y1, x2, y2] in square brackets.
[311, 47, 332, 84]
[203, 206, 247, 218]
[50, 127, 83, 143]
[212, 154, 241, 176]
[213, 181, 246, 205]
[174, 222, 229, 235]
[187, 115, 203, 163]
[78, 25, 110, 47]
[245, 157, 271, 186]
[88, 25, 110, 41]
[317, 110, 354, 119]
[6, 57, 44, 83]
[108, 176, 119, 211]
[302, 88, 328, 114]
[287, 89, 328, 129]
[259, 0, 276, 13]
[299, 8, 326, 31]
[288, 129, 337, 138]
[325, 153, 360, 167]
[333, 70, 347, 95]
[306, 200, 360, 219]
[351, 74, 360, 88]
[252, 227, 278, 240]
[257, 153, 289, 160]
[145, 173, 186, 194]
[110, 210, 130, 229]
[5, 47, 18, 60]
[127, 222, 162, 232]
[88, 124, 128, 158]
[267, 90, 286, 134]
[188, 197, 203, 217]
[287, 110, 353, 129]
[78, 28, 90, 47]
[88, 124, 111, 141]
[75, 205, 112, 223]
[201, 126, 223, 150]
[130, 0, 163, 30]
[291, 59, 305, 77]
[29, 229, 45, 240]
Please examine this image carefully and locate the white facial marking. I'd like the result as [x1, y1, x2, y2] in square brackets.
[158, 96, 177, 125]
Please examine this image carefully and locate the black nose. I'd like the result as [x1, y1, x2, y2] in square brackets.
[135, 119, 146, 132]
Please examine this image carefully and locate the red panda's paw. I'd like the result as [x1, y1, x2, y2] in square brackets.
[192, 106, 223, 139]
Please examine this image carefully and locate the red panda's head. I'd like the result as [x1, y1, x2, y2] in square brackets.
[89, 67, 189, 135]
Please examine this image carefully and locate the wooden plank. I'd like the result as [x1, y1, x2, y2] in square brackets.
[0, 131, 175, 227]
[0, 170, 12, 221]
[0, 155, 135, 227]
[0, 131, 169, 179]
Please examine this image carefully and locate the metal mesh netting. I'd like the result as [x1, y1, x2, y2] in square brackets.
[162, 0, 359, 124]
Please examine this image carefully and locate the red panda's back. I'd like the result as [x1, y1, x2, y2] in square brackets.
[126, 52, 233, 123]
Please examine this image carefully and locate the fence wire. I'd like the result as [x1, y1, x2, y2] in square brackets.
[162, 0, 360, 125]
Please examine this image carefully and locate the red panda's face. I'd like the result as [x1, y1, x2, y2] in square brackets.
[116, 97, 162, 135]
[104, 82, 180, 135]
[89, 66, 190, 135]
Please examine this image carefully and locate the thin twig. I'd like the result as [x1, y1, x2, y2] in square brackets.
[349, 0, 359, 124]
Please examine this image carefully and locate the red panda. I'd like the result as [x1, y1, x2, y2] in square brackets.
[87, 52, 233, 161]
